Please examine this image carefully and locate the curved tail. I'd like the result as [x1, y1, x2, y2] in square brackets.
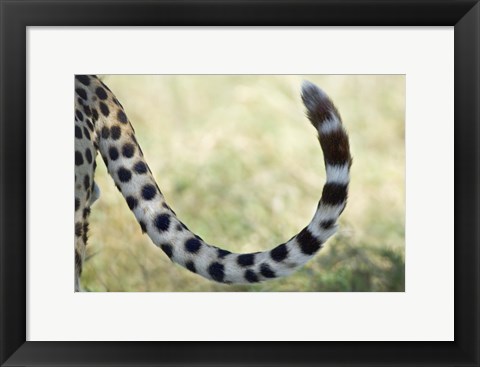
[86, 76, 351, 283]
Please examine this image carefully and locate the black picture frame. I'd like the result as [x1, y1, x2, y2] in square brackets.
[1, 1, 479, 366]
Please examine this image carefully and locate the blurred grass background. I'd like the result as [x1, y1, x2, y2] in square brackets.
[82, 75, 405, 292]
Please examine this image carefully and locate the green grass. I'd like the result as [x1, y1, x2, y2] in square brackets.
[81, 75, 405, 292]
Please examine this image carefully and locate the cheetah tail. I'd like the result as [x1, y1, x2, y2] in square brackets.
[93, 77, 351, 284]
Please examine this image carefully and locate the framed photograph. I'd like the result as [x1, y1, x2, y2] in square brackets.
[71, 74, 404, 294]
[1, 1, 479, 366]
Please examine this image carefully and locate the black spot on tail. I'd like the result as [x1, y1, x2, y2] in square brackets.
[260, 263, 276, 278]
[161, 244, 173, 259]
[185, 238, 202, 254]
[118, 110, 128, 124]
[134, 161, 148, 174]
[321, 183, 348, 206]
[101, 126, 110, 139]
[217, 248, 231, 258]
[117, 167, 132, 183]
[108, 146, 119, 161]
[122, 143, 135, 158]
[110, 125, 121, 140]
[141, 184, 157, 200]
[245, 270, 259, 283]
[186, 261, 196, 273]
[297, 227, 322, 255]
[237, 254, 255, 267]
[126, 196, 138, 210]
[154, 213, 171, 232]
[270, 243, 288, 262]
[208, 262, 225, 282]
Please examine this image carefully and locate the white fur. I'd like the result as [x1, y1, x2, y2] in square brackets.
[326, 163, 350, 185]
[319, 116, 341, 135]
[313, 203, 346, 224]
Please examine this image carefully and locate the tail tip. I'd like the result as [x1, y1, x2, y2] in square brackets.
[301, 80, 323, 95]
[301, 80, 336, 126]
[301, 80, 327, 109]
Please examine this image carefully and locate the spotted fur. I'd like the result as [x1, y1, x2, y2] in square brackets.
[74, 76, 352, 291]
